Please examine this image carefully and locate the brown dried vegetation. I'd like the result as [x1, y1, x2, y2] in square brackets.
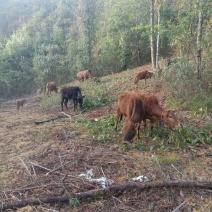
[0, 64, 211, 211]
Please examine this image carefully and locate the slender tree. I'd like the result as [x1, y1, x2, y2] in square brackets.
[150, 0, 155, 70]
[196, 10, 203, 79]
[155, 0, 161, 71]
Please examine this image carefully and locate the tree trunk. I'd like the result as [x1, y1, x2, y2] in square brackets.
[150, 0, 155, 70]
[196, 10, 203, 79]
[156, 4, 161, 71]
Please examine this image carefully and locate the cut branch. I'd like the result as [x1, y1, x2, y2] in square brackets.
[34, 115, 68, 125]
[1, 180, 211, 210]
[172, 199, 190, 212]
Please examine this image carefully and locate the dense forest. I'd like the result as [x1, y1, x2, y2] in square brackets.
[0, 0, 211, 100]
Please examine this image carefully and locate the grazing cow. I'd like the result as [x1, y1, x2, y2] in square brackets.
[133, 90, 181, 130]
[134, 70, 153, 85]
[76, 70, 92, 81]
[16, 99, 27, 110]
[114, 91, 145, 141]
[60, 86, 85, 111]
[46, 82, 58, 95]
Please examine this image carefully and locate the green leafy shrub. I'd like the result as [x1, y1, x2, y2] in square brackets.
[146, 124, 212, 151]
[162, 57, 212, 112]
[80, 80, 115, 110]
[69, 198, 80, 207]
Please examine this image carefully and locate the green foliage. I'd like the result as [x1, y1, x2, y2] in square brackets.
[75, 114, 116, 142]
[146, 124, 212, 151]
[0, 0, 211, 98]
[69, 198, 80, 207]
[162, 57, 212, 112]
[80, 80, 115, 110]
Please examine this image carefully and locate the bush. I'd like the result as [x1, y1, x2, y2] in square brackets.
[161, 57, 212, 112]
[80, 80, 115, 110]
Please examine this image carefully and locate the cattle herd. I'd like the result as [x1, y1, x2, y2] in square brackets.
[16, 68, 181, 142]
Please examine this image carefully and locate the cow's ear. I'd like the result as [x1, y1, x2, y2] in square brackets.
[82, 95, 86, 98]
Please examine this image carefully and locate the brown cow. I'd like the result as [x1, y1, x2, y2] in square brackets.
[114, 91, 145, 141]
[16, 99, 27, 110]
[114, 91, 181, 142]
[133, 90, 181, 130]
[134, 70, 153, 85]
[46, 82, 58, 95]
[76, 70, 92, 81]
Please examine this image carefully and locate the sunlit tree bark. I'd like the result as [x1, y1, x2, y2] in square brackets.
[155, 2, 161, 71]
[150, 0, 155, 70]
[196, 10, 203, 79]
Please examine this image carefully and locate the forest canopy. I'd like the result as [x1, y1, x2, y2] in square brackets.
[0, 0, 211, 97]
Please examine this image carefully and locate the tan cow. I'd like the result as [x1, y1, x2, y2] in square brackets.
[114, 90, 181, 142]
[114, 91, 144, 141]
[134, 70, 153, 85]
[133, 90, 181, 130]
[76, 70, 92, 81]
[46, 82, 58, 95]
[16, 99, 27, 110]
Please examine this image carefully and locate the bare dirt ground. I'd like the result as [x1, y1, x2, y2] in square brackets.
[0, 76, 212, 211]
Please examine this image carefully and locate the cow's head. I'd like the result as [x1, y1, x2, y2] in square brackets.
[77, 95, 86, 108]
[162, 110, 181, 130]
[123, 121, 140, 142]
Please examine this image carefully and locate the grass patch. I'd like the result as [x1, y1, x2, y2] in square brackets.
[151, 152, 181, 165]
[40, 95, 60, 108]
[75, 114, 116, 142]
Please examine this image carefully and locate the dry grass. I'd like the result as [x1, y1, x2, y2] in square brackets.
[0, 64, 211, 211]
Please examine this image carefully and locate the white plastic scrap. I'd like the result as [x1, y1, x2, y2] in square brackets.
[89, 177, 114, 188]
[78, 169, 93, 179]
[132, 175, 150, 183]
[78, 169, 114, 188]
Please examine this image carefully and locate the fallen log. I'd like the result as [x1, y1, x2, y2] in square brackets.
[34, 116, 64, 124]
[1, 180, 212, 210]
[34, 112, 72, 125]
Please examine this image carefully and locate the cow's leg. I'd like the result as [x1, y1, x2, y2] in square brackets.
[137, 123, 141, 139]
[73, 99, 77, 111]
[114, 109, 121, 132]
[61, 98, 64, 111]
[64, 98, 68, 110]
[143, 119, 147, 128]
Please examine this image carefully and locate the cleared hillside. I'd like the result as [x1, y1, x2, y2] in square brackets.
[0, 65, 211, 211]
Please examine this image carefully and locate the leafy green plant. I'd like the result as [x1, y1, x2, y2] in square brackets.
[146, 124, 212, 151]
[80, 81, 115, 110]
[162, 57, 212, 112]
[75, 114, 116, 142]
[69, 198, 80, 207]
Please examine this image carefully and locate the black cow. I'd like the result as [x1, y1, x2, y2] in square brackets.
[60, 86, 85, 111]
